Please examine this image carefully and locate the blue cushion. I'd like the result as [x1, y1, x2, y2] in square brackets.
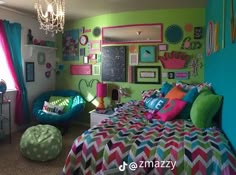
[177, 87, 199, 119]
[160, 82, 173, 96]
[144, 97, 167, 110]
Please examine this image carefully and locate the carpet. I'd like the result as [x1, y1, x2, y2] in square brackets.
[0, 123, 89, 175]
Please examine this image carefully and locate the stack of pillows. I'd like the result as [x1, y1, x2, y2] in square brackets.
[142, 81, 223, 128]
[42, 96, 73, 115]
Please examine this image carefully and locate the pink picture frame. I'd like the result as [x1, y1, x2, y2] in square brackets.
[70, 64, 92, 75]
[89, 40, 101, 53]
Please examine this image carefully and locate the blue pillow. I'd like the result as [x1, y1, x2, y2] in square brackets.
[177, 87, 199, 119]
[144, 97, 167, 111]
[182, 87, 198, 103]
[160, 82, 173, 96]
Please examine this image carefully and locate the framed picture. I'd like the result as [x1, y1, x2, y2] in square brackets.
[129, 53, 139, 65]
[159, 44, 168, 51]
[135, 66, 161, 84]
[80, 48, 85, 56]
[139, 45, 156, 62]
[25, 62, 35, 82]
[83, 56, 88, 64]
[89, 40, 101, 53]
[93, 64, 100, 75]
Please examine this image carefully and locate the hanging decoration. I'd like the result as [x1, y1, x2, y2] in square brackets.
[206, 21, 214, 56]
[165, 24, 183, 44]
[188, 54, 203, 77]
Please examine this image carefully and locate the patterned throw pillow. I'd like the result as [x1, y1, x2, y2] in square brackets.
[156, 99, 186, 121]
[160, 82, 173, 96]
[144, 97, 167, 111]
[42, 101, 64, 115]
[49, 96, 73, 112]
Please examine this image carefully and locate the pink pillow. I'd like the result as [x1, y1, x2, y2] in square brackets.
[156, 99, 186, 121]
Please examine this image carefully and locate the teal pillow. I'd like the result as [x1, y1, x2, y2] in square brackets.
[190, 88, 222, 128]
[178, 87, 199, 119]
[144, 97, 167, 111]
[160, 82, 173, 96]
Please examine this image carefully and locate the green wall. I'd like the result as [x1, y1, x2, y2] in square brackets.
[56, 8, 205, 124]
[205, 0, 236, 151]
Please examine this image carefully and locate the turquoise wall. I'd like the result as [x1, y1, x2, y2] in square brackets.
[205, 0, 236, 151]
[56, 8, 205, 124]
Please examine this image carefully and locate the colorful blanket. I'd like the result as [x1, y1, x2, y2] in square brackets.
[62, 101, 236, 175]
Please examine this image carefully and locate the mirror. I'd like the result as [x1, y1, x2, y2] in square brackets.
[102, 23, 163, 44]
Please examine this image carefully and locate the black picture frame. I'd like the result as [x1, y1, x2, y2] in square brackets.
[134, 66, 161, 84]
[25, 62, 35, 82]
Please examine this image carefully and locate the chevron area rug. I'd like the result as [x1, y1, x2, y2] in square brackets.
[0, 123, 89, 175]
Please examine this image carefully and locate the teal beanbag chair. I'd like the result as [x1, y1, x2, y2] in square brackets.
[20, 124, 62, 161]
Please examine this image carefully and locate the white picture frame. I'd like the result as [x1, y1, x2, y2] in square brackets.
[129, 53, 139, 65]
[93, 64, 100, 75]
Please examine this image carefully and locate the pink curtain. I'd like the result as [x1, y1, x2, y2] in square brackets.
[0, 20, 24, 125]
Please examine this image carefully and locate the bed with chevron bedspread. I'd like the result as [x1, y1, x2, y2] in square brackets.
[62, 101, 236, 175]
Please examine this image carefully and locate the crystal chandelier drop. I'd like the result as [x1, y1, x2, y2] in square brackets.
[35, 0, 65, 34]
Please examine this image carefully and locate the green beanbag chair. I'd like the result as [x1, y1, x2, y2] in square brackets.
[20, 124, 62, 161]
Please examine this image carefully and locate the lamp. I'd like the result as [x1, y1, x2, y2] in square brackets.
[34, 0, 65, 35]
[96, 82, 107, 110]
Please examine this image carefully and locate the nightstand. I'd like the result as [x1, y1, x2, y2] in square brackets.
[89, 109, 114, 127]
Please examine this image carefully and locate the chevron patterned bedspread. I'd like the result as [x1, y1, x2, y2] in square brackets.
[62, 101, 236, 175]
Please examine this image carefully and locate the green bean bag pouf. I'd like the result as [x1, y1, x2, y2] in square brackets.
[20, 124, 62, 161]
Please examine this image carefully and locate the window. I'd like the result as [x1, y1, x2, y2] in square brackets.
[0, 38, 16, 90]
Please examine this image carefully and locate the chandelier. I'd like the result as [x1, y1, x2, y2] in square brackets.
[34, 0, 65, 34]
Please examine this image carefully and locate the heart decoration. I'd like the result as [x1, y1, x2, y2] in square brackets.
[78, 79, 99, 103]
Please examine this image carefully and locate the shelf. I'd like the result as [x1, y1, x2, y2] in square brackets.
[24, 44, 57, 50]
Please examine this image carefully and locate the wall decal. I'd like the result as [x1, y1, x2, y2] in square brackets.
[206, 21, 214, 56]
[129, 45, 138, 53]
[159, 51, 189, 69]
[167, 72, 175, 79]
[129, 53, 139, 65]
[194, 27, 203, 39]
[25, 62, 35, 82]
[214, 23, 220, 52]
[181, 36, 202, 50]
[231, 0, 236, 43]
[80, 48, 85, 56]
[70, 64, 92, 75]
[159, 44, 168, 51]
[78, 79, 99, 102]
[165, 24, 183, 44]
[189, 56, 203, 77]
[175, 71, 189, 80]
[62, 29, 79, 60]
[184, 23, 193, 32]
[92, 64, 100, 75]
[134, 66, 161, 84]
[89, 40, 101, 53]
[101, 46, 126, 82]
[222, 0, 226, 48]
[139, 45, 156, 62]
[93, 27, 101, 37]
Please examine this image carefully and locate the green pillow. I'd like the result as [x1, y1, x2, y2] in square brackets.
[49, 96, 73, 112]
[190, 88, 222, 128]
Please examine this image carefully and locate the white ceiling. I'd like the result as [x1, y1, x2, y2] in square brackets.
[0, 0, 207, 22]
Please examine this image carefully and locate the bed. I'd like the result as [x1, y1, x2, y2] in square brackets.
[61, 100, 236, 175]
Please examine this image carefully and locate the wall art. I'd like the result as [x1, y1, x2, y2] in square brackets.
[129, 53, 139, 65]
[70, 64, 92, 75]
[89, 40, 101, 53]
[25, 62, 35, 82]
[101, 46, 126, 82]
[62, 29, 79, 60]
[134, 66, 161, 84]
[139, 45, 156, 62]
[92, 64, 100, 75]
